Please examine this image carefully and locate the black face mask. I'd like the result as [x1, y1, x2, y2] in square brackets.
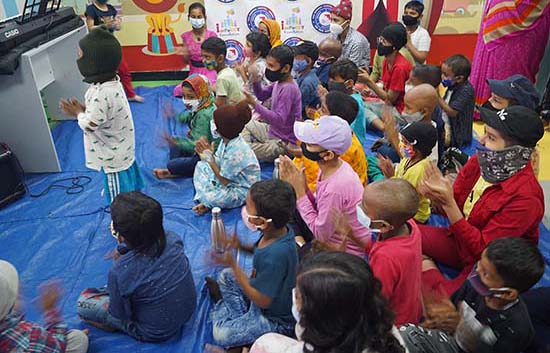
[265, 68, 285, 82]
[377, 42, 394, 56]
[481, 101, 500, 112]
[402, 14, 419, 26]
[327, 80, 348, 92]
[301, 143, 326, 162]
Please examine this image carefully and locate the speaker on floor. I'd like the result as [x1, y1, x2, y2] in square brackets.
[0, 143, 25, 209]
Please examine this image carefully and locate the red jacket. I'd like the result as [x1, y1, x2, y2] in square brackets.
[450, 154, 544, 264]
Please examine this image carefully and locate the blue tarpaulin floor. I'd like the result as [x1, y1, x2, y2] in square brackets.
[0, 86, 548, 353]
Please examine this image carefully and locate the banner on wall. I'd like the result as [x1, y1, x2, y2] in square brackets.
[205, 0, 341, 65]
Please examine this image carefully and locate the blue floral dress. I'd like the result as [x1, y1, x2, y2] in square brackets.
[193, 136, 261, 209]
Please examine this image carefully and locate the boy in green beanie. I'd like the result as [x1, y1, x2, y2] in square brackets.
[60, 27, 143, 204]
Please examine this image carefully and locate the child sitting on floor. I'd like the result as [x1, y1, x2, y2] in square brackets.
[439, 54, 474, 149]
[202, 37, 243, 107]
[378, 121, 437, 223]
[77, 191, 196, 342]
[314, 37, 342, 88]
[279, 115, 370, 256]
[0, 261, 89, 353]
[59, 27, 143, 204]
[206, 179, 298, 348]
[341, 178, 423, 326]
[402, 237, 545, 353]
[241, 45, 302, 162]
[235, 31, 272, 92]
[154, 74, 217, 179]
[294, 91, 367, 191]
[292, 40, 321, 120]
[326, 59, 370, 145]
[193, 101, 261, 215]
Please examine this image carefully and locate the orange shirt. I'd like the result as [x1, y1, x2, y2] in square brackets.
[294, 133, 367, 192]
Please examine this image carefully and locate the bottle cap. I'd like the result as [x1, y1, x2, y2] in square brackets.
[212, 207, 221, 214]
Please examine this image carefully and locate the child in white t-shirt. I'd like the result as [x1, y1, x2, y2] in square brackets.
[60, 28, 143, 204]
[402, 0, 431, 64]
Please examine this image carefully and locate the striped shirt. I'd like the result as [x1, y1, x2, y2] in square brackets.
[334, 27, 371, 69]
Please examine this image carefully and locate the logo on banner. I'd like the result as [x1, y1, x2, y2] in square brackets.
[215, 9, 240, 36]
[282, 7, 305, 34]
[283, 36, 303, 47]
[217, 0, 235, 3]
[311, 4, 334, 33]
[246, 6, 276, 31]
[225, 39, 244, 65]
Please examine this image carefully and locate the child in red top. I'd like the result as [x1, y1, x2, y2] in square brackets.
[358, 22, 412, 113]
[344, 178, 422, 326]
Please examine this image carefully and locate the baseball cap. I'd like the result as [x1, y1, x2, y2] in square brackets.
[293, 40, 319, 62]
[293, 115, 352, 155]
[479, 106, 544, 148]
[487, 75, 540, 111]
[400, 122, 437, 157]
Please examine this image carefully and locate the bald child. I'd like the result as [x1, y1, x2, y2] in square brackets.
[352, 178, 423, 325]
[378, 83, 440, 162]
[315, 37, 342, 88]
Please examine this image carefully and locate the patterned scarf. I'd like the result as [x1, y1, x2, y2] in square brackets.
[183, 74, 214, 110]
[477, 145, 533, 183]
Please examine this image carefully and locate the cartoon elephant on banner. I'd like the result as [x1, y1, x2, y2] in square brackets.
[132, 0, 185, 55]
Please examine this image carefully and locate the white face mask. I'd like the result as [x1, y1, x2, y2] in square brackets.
[183, 98, 200, 112]
[189, 17, 205, 29]
[210, 119, 220, 139]
[405, 83, 414, 93]
[329, 22, 344, 35]
[401, 111, 424, 124]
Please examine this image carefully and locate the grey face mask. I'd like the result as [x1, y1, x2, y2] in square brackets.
[477, 145, 533, 183]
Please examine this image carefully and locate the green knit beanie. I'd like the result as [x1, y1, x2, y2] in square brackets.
[77, 27, 122, 84]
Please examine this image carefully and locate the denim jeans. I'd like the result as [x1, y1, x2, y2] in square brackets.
[211, 268, 294, 348]
[167, 155, 201, 177]
[77, 287, 129, 334]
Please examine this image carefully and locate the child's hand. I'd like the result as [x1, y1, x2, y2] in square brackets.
[278, 155, 307, 198]
[418, 161, 454, 206]
[38, 280, 62, 312]
[305, 106, 319, 120]
[195, 136, 213, 155]
[241, 89, 256, 106]
[247, 64, 261, 83]
[59, 98, 84, 117]
[377, 153, 395, 178]
[317, 84, 328, 98]
[357, 68, 372, 85]
[422, 299, 460, 334]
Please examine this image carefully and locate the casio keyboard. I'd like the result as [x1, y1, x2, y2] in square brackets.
[0, 0, 78, 56]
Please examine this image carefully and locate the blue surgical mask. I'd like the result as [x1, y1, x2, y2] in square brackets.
[442, 78, 454, 88]
[293, 59, 308, 73]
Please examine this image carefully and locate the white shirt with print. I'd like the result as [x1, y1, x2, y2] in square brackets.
[77, 77, 136, 173]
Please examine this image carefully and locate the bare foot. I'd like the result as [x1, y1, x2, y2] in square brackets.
[128, 94, 145, 103]
[83, 329, 89, 335]
[192, 203, 210, 215]
[83, 320, 117, 332]
[153, 168, 177, 179]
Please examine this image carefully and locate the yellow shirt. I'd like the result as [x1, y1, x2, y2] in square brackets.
[394, 158, 431, 223]
[294, 133, 367, 192]
[462, 176, 493, 219]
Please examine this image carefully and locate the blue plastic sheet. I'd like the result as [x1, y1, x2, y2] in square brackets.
[0, 86, 548, 353]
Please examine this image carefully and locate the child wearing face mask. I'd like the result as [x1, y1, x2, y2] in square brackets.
[279, 115, 370, 256]
[205, 179, 299, 348]
[439, 54, 474, 149]
[379, 122, 437, 223]
[292, 41, 321, 120]
[241, 45, 302, 162]
[154, 74, 217, 179]
[314, 37, 342, 88]
[402, 0, 431, 65]
[235, 31, 272, 92]
[342, 178, 423, 326]
[202, 37, 243, 107]
[401, 238, 544, 353]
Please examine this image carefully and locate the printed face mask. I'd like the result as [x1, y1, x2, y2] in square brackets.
[203, 60, 218, 71]
[476, 145, 533, 183]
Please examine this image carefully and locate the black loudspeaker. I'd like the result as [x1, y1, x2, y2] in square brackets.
[0, 143, 25, 209]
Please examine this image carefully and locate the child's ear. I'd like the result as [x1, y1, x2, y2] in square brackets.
[218, 54, 226, 63]
[282, 63, 291, 73]
[501, 288, 519, 301]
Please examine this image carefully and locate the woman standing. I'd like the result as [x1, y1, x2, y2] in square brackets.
[470, 0, 550, 107]
[174, 2, 218, 96]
